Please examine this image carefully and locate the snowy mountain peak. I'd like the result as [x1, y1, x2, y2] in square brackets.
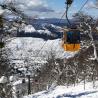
[24, 25, 36, 33]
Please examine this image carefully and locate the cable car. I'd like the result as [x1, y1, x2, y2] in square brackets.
[60, 0, 81, 52]
[62, 28, 80, 51]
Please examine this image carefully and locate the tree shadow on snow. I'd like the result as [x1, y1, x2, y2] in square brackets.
[57, 91, 98, 98]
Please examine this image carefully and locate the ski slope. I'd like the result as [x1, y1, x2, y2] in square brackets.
[23, 82, 98, 98]
[7, 38, 77, 65]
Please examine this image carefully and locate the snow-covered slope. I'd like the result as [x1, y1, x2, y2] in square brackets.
[23, 82, 98, 98]
[24, 25, 36, 33]
[7, 38, 77, 66]
[37, 29, 52, 35]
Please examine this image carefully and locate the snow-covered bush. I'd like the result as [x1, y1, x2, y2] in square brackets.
[0, 76, 8, 84]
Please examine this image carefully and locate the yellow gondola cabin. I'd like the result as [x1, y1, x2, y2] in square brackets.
[62, 28, 80, 51]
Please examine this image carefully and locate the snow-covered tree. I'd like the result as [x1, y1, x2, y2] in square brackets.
[73, 12, 98, 61]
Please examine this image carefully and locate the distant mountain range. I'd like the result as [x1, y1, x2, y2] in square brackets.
[17, 18, 79, 39]
[30, 18, 78, 27]
[30, 18, 67, 27]
[17, 23, 63, 40]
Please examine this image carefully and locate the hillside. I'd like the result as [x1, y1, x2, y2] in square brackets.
[7, 37, 77, 67]
[24, 82, 98, 98]
[1, 0, 98, 98]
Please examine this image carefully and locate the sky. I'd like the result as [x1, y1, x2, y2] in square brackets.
[0, 0, 98, 18]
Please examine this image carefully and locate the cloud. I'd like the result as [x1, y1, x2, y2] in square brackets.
[0, 0, 59, 18]
[28, 6, 54, 12]
[85, 1, 98, 9]
[14, 0, 54, 13]
[85, 1, 95, 8]
[1, 0, 54, 13]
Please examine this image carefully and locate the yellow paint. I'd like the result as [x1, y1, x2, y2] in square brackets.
[62, 44, 80, 51]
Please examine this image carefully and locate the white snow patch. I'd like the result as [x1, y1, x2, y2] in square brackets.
[50, 24, 62, 30]
[0, 76, 8, 84]
[13, 80, 22, 86]
[7, 38, 77, 67]
[23, 81, 98, 98]
[24, 25, 36, 32]
[9, 76, 18, 82]
[63, 51, 79, 59]
[37, 29, 51, 35]
[0, 7, 5, 15]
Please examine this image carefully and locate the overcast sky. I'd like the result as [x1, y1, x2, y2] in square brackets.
[0, 0, 98, 18]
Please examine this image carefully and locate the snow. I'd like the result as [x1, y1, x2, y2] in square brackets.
[0, 7, 5, 15]
[37, 29, 52, 35]
[23, 81, 98, 98]
[9, 76, 18, 82]
[24, 25, 36, 32]
[50, 24, 62, 30]
[96, 27, 98, 30]
[7, 37, 78, 67]
[63, 51, 79, 59]
[0, 76, 8, 84]
[12, 79, 28, 98]
[13, 80, 22, 86]
[7, 38, 63, 63]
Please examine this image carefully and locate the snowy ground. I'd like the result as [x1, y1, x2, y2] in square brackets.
[7, 37, 77, 66]
[23, 81, 98, 98]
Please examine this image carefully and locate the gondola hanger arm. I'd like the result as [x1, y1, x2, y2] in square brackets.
[65, 0, 73, 5]
[65, 0, 73, 26]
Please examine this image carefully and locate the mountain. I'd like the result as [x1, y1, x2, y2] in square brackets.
[30, 18, 67, 27]
[4, 17, 98, 98]
[17, 24, 63, 40]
